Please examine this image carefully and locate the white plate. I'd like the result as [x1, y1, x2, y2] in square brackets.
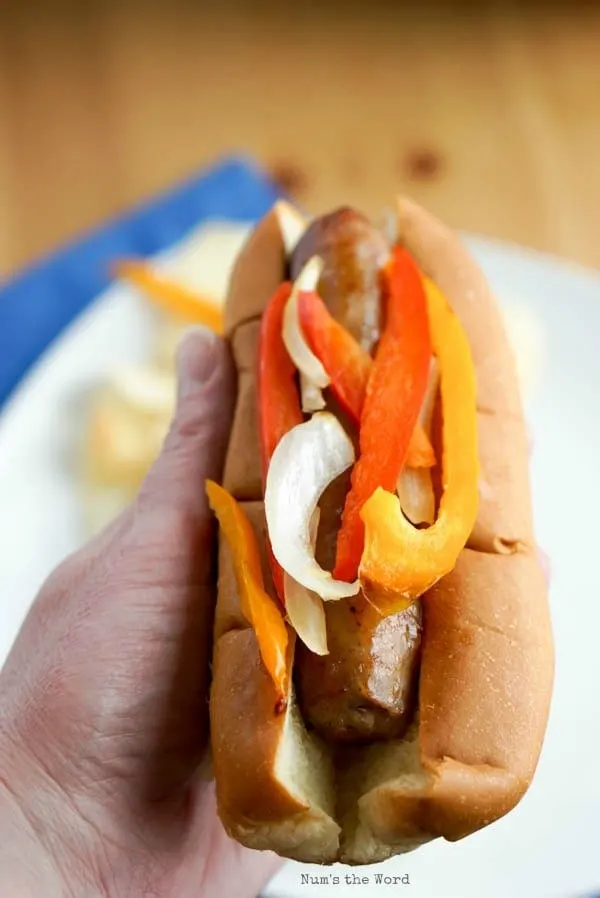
[0, 233, 598, 898]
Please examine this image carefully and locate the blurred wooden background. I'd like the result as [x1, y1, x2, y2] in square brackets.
[1, 0, 599, 279]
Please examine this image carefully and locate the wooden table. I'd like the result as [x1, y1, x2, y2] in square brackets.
[1, 0, 600, 279]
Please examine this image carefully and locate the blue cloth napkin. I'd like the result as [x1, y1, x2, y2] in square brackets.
[0, 157, 281, 409]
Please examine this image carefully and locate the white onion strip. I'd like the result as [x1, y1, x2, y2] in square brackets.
[283, 256, 330, 413]
[397, 358, 440, 526]
[284, 576, 328, 653]
[265, 412, 359, 600]
[398, 468, 436, 526]
[284, 510, 328, 655]
[273, 200, 307, 256]
[299, 372, 326, 412]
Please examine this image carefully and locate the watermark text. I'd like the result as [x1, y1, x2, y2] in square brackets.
[300, 872, 411, 887]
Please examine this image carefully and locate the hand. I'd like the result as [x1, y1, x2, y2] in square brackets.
[0, 329, 282, 898]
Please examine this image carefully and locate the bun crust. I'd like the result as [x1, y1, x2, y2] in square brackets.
[224, 208, 287, 337]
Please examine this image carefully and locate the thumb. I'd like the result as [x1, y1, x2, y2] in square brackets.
[137, 327, 235, 523]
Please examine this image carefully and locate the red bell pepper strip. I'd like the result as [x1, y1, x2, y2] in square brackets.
[297, 290, 371, 421]
[258, 282, 304, 602]
[259, 282, 303, 474]
[334, 249, 432, 582]
[298, 289, 435, 469]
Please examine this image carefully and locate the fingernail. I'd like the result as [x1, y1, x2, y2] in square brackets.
[176, 327, 220, 402]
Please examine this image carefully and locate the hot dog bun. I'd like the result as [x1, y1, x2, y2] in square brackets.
[209, 199, 554, 864]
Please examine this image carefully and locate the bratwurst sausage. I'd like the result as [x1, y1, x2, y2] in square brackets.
[290, 207, 386, 352]
[290, 209, 423, 743]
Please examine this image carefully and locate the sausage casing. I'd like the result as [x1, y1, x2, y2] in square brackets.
[291, 209, 423, 743]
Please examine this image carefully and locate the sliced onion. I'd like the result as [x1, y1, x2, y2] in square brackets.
[274, 200, 308, 256]
[397, 359, 440, 526]
[285, 576, 328, 653]
[283, 256, 330, 414]
[284, 510, 328, 655]
[265, 412, 359, 600]
[300, 372, 326, 413]
[418, 357, 440, 432]
[398, 468, 436, 526]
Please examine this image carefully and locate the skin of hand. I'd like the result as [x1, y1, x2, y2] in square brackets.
[0, 329, 282, 898]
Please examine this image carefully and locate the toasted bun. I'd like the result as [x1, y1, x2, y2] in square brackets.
[209, 198, 554, 864]
[211, 630, 341, 862]
[224, 200, 306, 337]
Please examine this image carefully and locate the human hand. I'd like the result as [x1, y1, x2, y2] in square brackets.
[0, 329, 282, 898]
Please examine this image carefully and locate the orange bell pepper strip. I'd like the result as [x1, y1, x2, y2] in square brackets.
[334, 249, 432, 582]
[358, 276, 479, 612]
[297, 288, 435, 469]
[258, 282, 304, 603]
[206, 480, 289, 706]
[115, 260, 224, 333]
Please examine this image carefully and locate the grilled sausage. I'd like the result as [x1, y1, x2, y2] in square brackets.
[290, 209, 423, 743]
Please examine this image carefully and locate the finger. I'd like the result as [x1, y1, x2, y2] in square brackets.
[109, 329, 235, 791]
[136, 327, 235, 526]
